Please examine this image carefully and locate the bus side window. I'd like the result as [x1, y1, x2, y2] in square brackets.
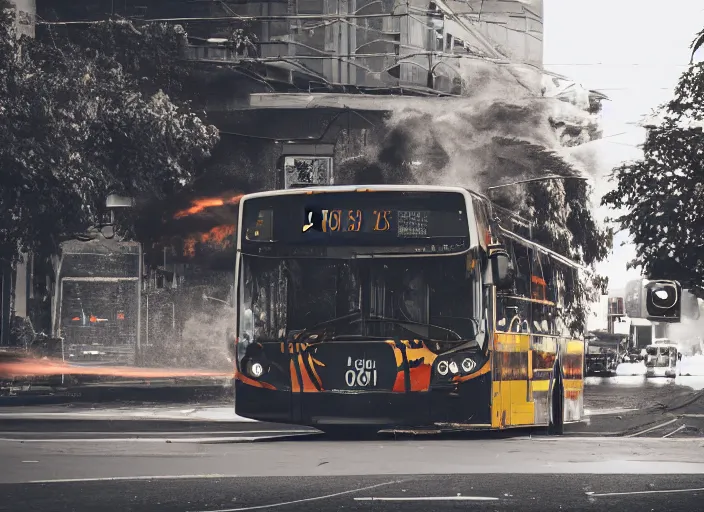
[551, 264, 572, 338]
[513, 245, 531, 298]
[496, 296, 531, 334]
[530, 252, 557, 335]
[531, 302, 557, 335]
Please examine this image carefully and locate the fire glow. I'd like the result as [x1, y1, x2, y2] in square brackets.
[183, 224, 235, 257]
[0, 357, 230, 379]
[174, 194, 243, 219]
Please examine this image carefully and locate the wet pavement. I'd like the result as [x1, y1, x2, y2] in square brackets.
[2, 377, 704, 511]
[1, 374, 704, 440]
[584, 375, 704, 412]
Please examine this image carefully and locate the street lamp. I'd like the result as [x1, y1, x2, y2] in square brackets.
[486, 175, 589, 192]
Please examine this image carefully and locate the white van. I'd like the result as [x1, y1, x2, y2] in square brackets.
[644, 343, 680, 378]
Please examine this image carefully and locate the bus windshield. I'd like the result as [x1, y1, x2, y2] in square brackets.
[238, 254, 483, 350]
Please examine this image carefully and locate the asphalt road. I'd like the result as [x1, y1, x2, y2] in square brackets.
[584, 375, 704, 412]
[1, 377, 704, 511]
[2, 474, 704, 512]
[2, 438, 704, 512]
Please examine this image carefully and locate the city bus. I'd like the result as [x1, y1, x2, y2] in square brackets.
[232, 185, 585, 435]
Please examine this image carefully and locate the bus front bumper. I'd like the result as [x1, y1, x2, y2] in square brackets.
[234, 379, 491, 428]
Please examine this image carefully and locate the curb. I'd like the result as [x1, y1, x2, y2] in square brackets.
[0, 383, 232, 407]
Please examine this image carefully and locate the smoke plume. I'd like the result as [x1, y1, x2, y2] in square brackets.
[338, 59, 600, 204]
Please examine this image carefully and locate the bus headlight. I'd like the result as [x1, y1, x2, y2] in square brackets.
[246, 359, 267, 379]
[250, 362, 264, 378]
[461, 358, 476, 372]
[449, 361, 459, 374]
[437, 360, 449, 376]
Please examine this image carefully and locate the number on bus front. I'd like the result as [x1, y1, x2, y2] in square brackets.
[345, 357, 378, 388]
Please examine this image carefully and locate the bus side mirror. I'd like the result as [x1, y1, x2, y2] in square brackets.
[488, 249, 513, 289]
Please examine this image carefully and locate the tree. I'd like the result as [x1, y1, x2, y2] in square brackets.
[602, 57, 704, 298]
[336, 93, 612, 334]
[0, 1, 219, 264]
[492, 167, 611, 334]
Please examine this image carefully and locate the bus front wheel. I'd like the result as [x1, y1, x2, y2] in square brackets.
[548, 371, 565, 436]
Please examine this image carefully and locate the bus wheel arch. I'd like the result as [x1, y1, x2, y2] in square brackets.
[548, 363, 565, 435]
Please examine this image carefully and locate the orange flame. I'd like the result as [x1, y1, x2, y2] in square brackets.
[174, 194, 243, 219]
[183, 237, 197, 258]
[182, 225, 235, 257]
[0, 357, 230, 379]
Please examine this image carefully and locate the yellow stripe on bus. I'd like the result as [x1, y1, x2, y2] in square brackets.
[532, 380, 549, 392]
[494, 333, 530, 352]
[566, 340, 584, 354]
[531, 379, 583, 392]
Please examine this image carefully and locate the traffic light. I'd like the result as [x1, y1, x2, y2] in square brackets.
[644, 280, 681, 323]
[624, 278, 683, 323]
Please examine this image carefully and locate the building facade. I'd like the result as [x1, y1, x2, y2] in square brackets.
[4, 2, 607, 367]
[35, 0, 549, 190]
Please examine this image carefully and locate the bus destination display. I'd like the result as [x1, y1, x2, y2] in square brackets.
[242, 191, 471, 248]
[302, 208, 431, 238]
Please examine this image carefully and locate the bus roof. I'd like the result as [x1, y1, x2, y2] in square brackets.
[239, 184, 474, 202]
[237, 185, 583, 270]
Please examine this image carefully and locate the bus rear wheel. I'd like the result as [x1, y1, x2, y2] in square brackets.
[548, 372, 565, 436]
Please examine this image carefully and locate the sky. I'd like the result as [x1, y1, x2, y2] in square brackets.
[543, 0, 704, 292]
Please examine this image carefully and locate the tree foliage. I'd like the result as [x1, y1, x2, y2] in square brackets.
[602, 59, 704, 299]
[0, 2, 219, 263]
[493, 169, 611, 334]
[336, 103, 612, 334]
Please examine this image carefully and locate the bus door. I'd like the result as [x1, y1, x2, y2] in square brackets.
[492, 296, 534, 428]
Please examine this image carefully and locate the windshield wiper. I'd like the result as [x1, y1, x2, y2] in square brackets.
[291, 309, 362, 343]
[352, 316, 467, 342]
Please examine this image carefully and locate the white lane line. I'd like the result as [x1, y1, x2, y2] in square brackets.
[662, 425, 687, 438]
[584, 408, 638, 416]
[0, 430, 314, 436]
[626, 418, 679, 437]
[192, 480, 404, 512]
[31, 475, 236, 484]
[21, 461, 39, 463]
[0, 412, 256, 422]
[0, 434, 312, 443]
[586, 487, 704, 497]
[354, 496, 499, 502]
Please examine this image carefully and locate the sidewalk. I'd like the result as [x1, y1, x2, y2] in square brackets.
[0, 377, 232, 407]
[569, 388, 704, 437]
[0, 403, 249, 422]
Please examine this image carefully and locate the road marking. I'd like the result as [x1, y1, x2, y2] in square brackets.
[354, 496, 499, 502]
[21, 461, 38, 463]
[561, 432, 623, 437]
[662, 425, 686, 438]
[584, 408, 638, 416]
[626, 418, 678, 437]
[586, 487, 704, 497]
[0, 433, 313, 444]
[0, 412, 256, 422]
[30, 475, 236, 484]
[0, 430, 314, 436]
[193, 480, 404, 512]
